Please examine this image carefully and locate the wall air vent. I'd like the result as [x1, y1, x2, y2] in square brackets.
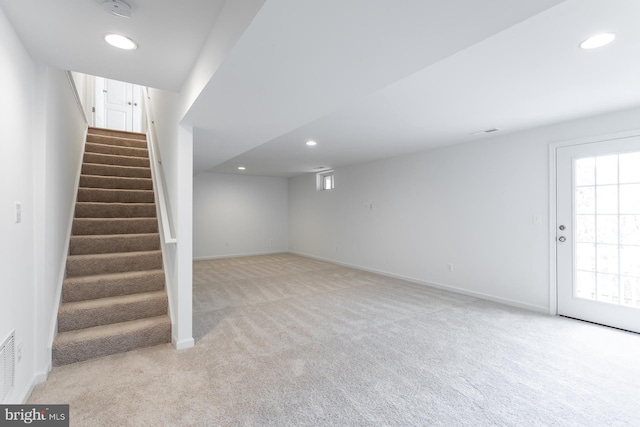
[1, 331, 15, 402]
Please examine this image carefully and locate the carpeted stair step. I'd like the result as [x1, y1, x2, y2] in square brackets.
[57, 291, 168, 332]
[52, 315, 171, 366]
[62, 269, 165, 303]
[82, 163, 151, 179]
[84, 152, 150, 168]
[80, 174, 152, 190]
[75, 202, 156, 218]
[77, 188, 155, 203]
[70, 233, 160, 255]
[86, 134, 148, 149]
[66, 250, 162, 277]
[72, 218, 158, 235]
[85, 142, 149, 158]
[89, 127, 146, 140]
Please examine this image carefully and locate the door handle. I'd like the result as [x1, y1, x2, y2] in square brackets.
[558, 236, 566, 242]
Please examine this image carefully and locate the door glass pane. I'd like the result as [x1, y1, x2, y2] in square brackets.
[619, 152, 640, 184]
[596, 185, 617, 214]
[620, 215, 640, 245]
[596, 215, 618, 244]
[576, 157, 595, 186]
[596, 155, 618, 185]
[622, 276, 640, 308]
[576, 187, 595, 214]
[620, 184, 640, 214]
[597, 273, 619, 303]
[620, 245, 640, 277]
[576, 243, 595, 271]
[596, 244, 618, 274]
[576, 271, 596, 300]
[576, 215, 595, 243]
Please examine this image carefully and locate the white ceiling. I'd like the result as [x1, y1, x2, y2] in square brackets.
[195, 0, 640, 176]
[2, 0, 639, 177]
[0, 0, 226, 91]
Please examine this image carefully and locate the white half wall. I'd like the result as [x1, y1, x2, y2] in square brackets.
[146, 88, 194, 349]
[289, 107, 640, 313]
[193, 172, 288, 259]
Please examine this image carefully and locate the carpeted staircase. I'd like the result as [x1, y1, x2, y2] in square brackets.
[52, 127, 171, 366]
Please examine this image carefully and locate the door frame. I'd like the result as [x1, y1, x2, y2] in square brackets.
[548, 129, 640, 316]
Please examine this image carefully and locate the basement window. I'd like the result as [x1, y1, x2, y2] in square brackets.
[316, 170, 335, 191]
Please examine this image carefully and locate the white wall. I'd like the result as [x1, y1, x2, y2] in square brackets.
[289, 107, 640, 313]
[147, 88, 194, 349]
[34, 67, 87, 378]
[0, 5, 37, 403]
[178, 0, 265, 121]
[1, 7, 86, 402]
[193, 172, 288, 259]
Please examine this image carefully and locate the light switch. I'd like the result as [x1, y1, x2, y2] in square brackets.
[15, 201, 22, 223]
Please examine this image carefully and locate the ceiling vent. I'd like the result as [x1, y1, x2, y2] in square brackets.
[102, 0, 133, 18]
[472, 128, 501, 135]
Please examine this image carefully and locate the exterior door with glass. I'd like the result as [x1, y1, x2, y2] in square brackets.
[556, 135, 640, 333]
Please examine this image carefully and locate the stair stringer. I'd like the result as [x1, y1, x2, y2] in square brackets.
[47, 124, 89, 372]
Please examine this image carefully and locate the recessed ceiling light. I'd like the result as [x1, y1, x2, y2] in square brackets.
[237, 166, 246, 171]
[104, 33, 137, 50]
[580, 33, 616, 50]
[306, 141, 317, 146]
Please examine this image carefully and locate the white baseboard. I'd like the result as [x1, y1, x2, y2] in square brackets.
[290, 251, 550, 314]
[18, 368, 49, 404]
[173, 335, 195, 351]
[193, 250, 288, 261]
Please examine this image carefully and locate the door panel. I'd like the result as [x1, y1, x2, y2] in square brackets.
[93, 77, 142, 132]
[557, 136, 640, 333]
[104, 79, 132, 131]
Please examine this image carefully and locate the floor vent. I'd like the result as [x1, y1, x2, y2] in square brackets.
[1, 331, 15, 402]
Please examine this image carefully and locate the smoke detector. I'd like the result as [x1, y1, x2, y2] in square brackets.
[102, 0, 133, 18]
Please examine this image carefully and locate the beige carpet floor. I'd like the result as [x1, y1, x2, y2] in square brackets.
[29, 253, 640, 426]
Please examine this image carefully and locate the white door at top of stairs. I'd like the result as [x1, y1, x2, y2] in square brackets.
[94, 77, 142, 132]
